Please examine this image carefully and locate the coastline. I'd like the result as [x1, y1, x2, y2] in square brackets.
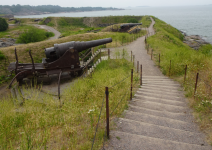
[14, 9, 124, 17]
[180, 30, 211, 50]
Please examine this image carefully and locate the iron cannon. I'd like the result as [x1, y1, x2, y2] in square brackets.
[120, 23, 142, 29]
[8, 38, 112, 89]
[44, 38, 112, 62]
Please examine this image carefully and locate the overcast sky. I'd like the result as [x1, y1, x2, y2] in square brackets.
[1, 0, 211, 8]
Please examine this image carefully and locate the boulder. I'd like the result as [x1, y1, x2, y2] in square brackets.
[183, 35, 209, 50]
[0, 38, 16, 48]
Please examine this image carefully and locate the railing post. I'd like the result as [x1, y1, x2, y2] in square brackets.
[100, 49, 101, 61]
[140, 65, 142, 85]
[131, 51, 132, 62]
[137, 61, 139, 73]
[169, 60, 171, 77]
[108, 49, 110, 59]
[130, 69, 133, 100]
[105, 87, 109, 138]
[122, 37, 123, 46]
[184, 65, 187, 84]
[159, 53, 160, 67]
[194, 73, 199, 97]
[151, 49, 153, 60]
[133, 55, 135, 67]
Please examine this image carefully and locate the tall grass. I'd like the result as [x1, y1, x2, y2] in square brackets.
[16, 26, 54, 44]
[147, 16, 212, 144]
[0, 58, 139, 149]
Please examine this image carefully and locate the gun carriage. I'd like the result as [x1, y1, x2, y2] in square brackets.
[8, 38, 112, 93]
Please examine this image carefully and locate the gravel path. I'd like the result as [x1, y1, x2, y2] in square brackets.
[104, 17, 212, 150]
[108, 17, 162, 76]
[33, 24, 61, 40]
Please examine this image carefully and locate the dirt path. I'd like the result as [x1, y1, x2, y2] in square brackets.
[33, 24, 61, 40]
[109, 17, 162, 76]
[104, 17, 212, 150]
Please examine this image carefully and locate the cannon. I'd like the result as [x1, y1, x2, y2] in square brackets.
[111, 23, 142, 32]
[8, 38, 112, 92]
[120, 23, 142, 29]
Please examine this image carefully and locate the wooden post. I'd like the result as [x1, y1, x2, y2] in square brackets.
[130, 69, 133, 100]
[151, 49, 153, 60]
[194, 73, 199, 97]
[137, 61, 139, 73]
[105, 87, 109, 138]
[159, 53, 160, 67]
[108, 49, 110, 59]
[100, 49, 101, 61]
[184, 65, 187, 84]
[169, 60, 171, 77]
[133, 55, 135, 67]
[122, 37, 123, 46]
[140, 65, 142, 85]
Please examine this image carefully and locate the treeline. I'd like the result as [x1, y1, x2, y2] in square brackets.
[0, 5, 122, 15]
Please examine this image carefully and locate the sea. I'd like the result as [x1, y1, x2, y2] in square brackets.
[15, 5, 212, 44]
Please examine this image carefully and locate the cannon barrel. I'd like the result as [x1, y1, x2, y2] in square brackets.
[120, 23, 142, 29]
[45, 38, 112, 59]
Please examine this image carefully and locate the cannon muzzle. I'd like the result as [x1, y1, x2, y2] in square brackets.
[45, 38, 112, 60]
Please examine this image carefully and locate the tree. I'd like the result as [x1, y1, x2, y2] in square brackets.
[0, 17, 8, 31]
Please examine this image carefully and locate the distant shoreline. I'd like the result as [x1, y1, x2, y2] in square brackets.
[15, 9, 124, 18]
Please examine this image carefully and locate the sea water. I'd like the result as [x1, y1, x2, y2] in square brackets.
[15, 5, 212, 44]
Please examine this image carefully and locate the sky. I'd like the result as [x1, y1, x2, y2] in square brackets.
[0, 0, 211, 8]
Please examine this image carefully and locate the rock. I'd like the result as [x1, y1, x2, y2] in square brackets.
[0, 38, 17, 48]
[183, 35, 209, 50]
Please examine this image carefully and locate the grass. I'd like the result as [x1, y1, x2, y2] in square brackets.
[146, 16, 212, 144]
[0, 24, 145, 86]
[139, 16, 152, 28]
[0, 58, 139, 149]
[0, 24, 53, 40]
[16, 26, 54, 44]
[44, 16, 145, 37]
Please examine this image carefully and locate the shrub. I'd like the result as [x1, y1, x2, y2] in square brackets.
[127, 18, 138, 23]
[45, 32, 54, 38]
[16, 26, 54, 43]
[0, 17, 8, 31]
[0, 51, 5, 61]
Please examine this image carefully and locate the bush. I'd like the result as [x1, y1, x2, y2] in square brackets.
[16, 26, 54, 43]
[0, 17, 8, 31]
[45, 32, 54, 38]
[0, 51, 5, 61]
[127, 18, 139, 23]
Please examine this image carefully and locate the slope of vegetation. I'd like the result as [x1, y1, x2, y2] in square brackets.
[0, 15, 149, 86]
[0, 24, 54, 40]
[16, 26, 54, 43]
[44, 16, 144, 37]
[0, 58, 139, 149]
[147, 16, 212, 144]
